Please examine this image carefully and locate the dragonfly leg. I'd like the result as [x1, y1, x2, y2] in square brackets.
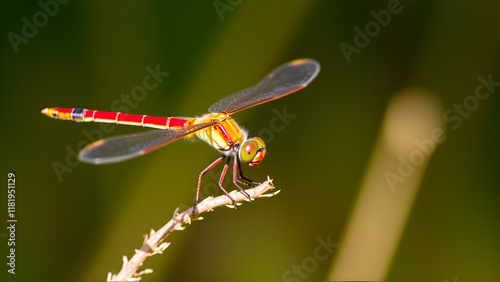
[232, 157, 253, 203]
[194, 155, 226, 215]
[217, 156, 239, 208]
[236, 157, 261, 187]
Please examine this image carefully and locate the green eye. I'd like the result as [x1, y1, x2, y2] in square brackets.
[240, 140, 259, 164]
[239, 137, 267, 167]
[252, 137, 266, 150]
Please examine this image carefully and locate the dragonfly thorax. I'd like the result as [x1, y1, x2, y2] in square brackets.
[194, 113, 246, 153]
[194, 113, 267, 166]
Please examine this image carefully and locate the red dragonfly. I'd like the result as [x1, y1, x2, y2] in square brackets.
[42, 59, 320, 210]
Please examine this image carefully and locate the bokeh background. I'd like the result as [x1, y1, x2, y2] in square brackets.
[1, 1, 499, 281]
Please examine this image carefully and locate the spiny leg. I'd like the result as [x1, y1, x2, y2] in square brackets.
[236, 157, 261, 187]
[194, 155, 226, 214]
[233, 157, 253, 203]
[217, 156, 239, 208]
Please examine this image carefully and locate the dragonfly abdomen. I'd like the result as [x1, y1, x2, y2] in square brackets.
[41, 107, 191, 129]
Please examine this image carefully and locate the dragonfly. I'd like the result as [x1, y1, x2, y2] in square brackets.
[42, 58, 320, 211]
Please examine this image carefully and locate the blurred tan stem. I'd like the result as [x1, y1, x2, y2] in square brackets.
[328, 89, 443, 281]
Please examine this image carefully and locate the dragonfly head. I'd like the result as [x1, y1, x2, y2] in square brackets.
[239, 137, 266, 167]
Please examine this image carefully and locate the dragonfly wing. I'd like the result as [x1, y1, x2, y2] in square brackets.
[79, 121, 216, 164]
[208, 59, 320, 114]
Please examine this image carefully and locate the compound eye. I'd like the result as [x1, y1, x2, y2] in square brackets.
[239, 137, 267, 167]
[252, 137, 266, 150]
[240, 140, 259, 164]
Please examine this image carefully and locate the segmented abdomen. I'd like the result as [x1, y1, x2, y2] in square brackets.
[41, 107, 191, 129]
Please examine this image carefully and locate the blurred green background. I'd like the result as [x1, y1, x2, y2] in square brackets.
[1, 0, 500, 281]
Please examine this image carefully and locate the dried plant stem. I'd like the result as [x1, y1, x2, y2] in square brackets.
[108, 179, 277, 281]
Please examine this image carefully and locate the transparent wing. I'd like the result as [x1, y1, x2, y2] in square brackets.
[79, 122, 216, 164]
[208, 59, 320, 114]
